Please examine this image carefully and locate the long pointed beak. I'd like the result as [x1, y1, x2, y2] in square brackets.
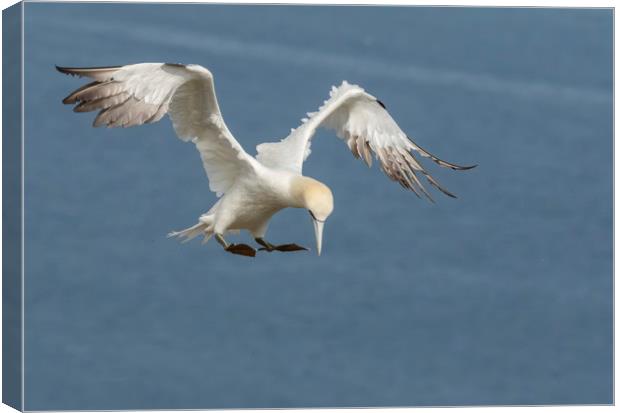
[312, 219, 324, 256]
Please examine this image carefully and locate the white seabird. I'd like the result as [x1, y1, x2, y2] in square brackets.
[57, 63, 475, 257]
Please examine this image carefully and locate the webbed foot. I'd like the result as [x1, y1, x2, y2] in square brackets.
[225, 243, 257, 257]
[255, 238, 308, 253]
[268, 243, 308, 252]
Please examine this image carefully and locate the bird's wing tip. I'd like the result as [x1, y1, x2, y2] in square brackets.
[459, 164, 478, 170]
[55, 65, 85, 77]
[55, 65, 123, 78]
[56, 65, 71, 75]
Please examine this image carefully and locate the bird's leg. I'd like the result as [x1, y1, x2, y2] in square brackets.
[216, 233, 256, 257]
[255, 238, 276, 251]
[255, 237, 308, 253]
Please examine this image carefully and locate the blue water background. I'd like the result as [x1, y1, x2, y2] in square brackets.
[23, 3, 612, 409]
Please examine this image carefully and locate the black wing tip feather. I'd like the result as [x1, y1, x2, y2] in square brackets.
[450, 163, 477, 171]
[56, 65, 77, 76]
[460, 164, 478, 170]
[406, 135, 477, 171]
[55, 65, 81, 76]
[436, 186, 458, 199]
[435, 157, 477, 171]
[55, 64, 122, 77]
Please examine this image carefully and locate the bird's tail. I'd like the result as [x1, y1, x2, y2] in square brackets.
[168, 215, 214, 244]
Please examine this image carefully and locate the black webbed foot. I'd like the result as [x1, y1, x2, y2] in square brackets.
[270, 243, 308, 252]
[225, 243, 256, 257]
[256, 238, 308, 252]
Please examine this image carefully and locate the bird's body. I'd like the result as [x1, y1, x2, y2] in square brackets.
[57, 62, 474, 257]
[208, 166, 295, 237]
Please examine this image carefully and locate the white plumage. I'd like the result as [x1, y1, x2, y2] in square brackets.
[57, 62, 475, 257]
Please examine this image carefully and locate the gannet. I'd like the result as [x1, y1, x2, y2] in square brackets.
[57, 63, 476, 257]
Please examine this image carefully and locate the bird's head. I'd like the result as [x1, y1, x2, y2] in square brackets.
[291, 177, 334, 256]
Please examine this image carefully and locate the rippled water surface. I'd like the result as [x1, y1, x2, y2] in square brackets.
[23, 3, 612, 409]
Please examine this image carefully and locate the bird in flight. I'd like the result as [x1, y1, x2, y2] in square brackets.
[57, 63, 475, 257]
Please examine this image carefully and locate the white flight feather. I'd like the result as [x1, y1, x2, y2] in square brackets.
[254, 80, 468, 199]
[256, 81, 398, 172]
[60, 62, 256, 197]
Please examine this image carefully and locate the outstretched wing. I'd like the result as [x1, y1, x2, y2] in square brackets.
[256, 81, 475, 201]
[57, 63, 256, 197]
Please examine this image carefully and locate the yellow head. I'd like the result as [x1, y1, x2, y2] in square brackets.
[291, 177, 334, 255]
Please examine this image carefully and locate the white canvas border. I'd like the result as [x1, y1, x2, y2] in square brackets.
[0, 1, 615, 412]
